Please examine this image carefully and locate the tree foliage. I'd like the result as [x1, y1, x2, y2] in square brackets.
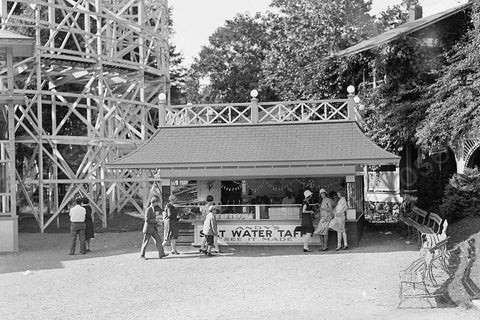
[416, 1, 480, 150]
[167, 8, 188, 104]
[187, 0, 380, 102]
[360, 36, 434, 151]
[440, 167, 480, 221]
[376, 0, 420, 31]
[189, 13, 274, 103]
[358, 0, 474, 152]
[262, 0, 377, 100]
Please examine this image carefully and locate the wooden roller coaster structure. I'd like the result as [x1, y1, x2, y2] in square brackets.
[0, 0, 169, 232]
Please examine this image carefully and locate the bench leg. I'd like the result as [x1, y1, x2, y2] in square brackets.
[398, 281, 435, 309]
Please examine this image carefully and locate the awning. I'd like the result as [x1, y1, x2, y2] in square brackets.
[107, 121, 400, 179]
[334, 2, 472, 57]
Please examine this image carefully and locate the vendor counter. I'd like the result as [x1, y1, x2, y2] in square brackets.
[185, 204, 365, 246]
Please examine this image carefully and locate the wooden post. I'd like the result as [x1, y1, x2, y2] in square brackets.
[158, 93, 166, 127]
[96, 0, 107, 227]
[34, 5, 45, 232]
[250, 97, 258, 123]
[347, 92, 356, 121]
[6, 47, 16, 220]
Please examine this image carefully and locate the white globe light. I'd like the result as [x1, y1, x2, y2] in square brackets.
[347, 85, 355, 94]
[158, 92, 166, 101]
[353, 96, 361, 104]
[358, 104, 365, 111]
[250, 89, 258, 98]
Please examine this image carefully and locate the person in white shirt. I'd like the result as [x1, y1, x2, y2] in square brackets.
[328, 191, 348, 250]
[69, 197, 86, 255]
[202, 205, 218, 257]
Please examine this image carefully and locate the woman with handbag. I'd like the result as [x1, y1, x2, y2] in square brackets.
[300, 190, 315, 252]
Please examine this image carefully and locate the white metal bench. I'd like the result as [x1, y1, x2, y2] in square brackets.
[398, 236, 450, 308]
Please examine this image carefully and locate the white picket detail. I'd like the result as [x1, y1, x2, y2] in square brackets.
[165, 99, 350, 126]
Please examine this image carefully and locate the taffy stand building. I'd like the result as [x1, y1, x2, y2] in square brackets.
[108, 89, 399, 246]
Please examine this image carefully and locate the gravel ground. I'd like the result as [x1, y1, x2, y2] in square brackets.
[1, 230, 480, 320]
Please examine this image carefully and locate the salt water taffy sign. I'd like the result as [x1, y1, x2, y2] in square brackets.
[194, 224, 305, 245]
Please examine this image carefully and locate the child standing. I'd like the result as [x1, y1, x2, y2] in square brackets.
[202, 206, 218, 256]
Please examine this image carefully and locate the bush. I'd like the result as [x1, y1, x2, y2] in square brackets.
[440, 168, 480, 221]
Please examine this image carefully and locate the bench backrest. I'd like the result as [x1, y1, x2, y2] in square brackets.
[412, 206, 429, 224]
[427, 213, 443, 233]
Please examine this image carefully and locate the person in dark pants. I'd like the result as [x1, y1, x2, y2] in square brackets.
[140, 197, 168, 259]
[82, 197, 95, 252]
[69, 197, 86, 255]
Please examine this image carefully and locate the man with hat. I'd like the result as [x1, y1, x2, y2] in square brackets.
[140, 196, 168, 259]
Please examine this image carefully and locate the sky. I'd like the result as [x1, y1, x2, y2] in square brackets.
[169, 0, 469, 66]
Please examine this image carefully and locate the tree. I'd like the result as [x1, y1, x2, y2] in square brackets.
[440, 167, 480, 221]
[169, 42, 188, 105]
[262, 0, 377, 100]
[376, 0, 420, 31]
[189, 13, 275, 103]
[416, 1, 480, 150]
[360, 36, 434, 151]
[167, 8, 188, 105]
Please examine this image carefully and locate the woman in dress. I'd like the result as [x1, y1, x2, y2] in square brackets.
[300, 190, 315, 252]
[162, 194, 180, 254]
[313, 189, 333, 251]
[328, 190, 348, 251]
[82, 197, 94, 252]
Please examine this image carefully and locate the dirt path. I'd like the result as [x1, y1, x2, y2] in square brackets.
[1, 231, 480, 320]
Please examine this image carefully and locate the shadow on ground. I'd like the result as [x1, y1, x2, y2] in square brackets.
[1, 221, 418, 274]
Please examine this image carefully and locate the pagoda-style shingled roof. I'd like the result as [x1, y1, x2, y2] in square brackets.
[108, 121, 399, 178]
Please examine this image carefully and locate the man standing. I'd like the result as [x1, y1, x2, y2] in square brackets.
[140, 197, 168, 259]
[69, 197, 86, 255]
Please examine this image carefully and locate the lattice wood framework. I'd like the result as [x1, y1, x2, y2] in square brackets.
[0, 0, 169, 231]
[164, 98, 356, 126]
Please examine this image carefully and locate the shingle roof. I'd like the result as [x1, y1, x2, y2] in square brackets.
[334, 2, 472, 57]
[0, 29, 34, 57]
[0, 30, 33, 41]
[108, 121, 399, 169]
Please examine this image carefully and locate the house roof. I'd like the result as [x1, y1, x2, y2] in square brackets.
[334, 2, 472, 57]
[108, 122, 399, 178]
[0, 29, 34, 57]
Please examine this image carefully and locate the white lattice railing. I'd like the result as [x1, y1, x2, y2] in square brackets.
[165, 102, 252, 125]
[163, 98, 355, 126]
[257, 100, 349, 122]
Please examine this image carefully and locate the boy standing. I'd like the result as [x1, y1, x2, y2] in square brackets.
[202, 206, 218, 256]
